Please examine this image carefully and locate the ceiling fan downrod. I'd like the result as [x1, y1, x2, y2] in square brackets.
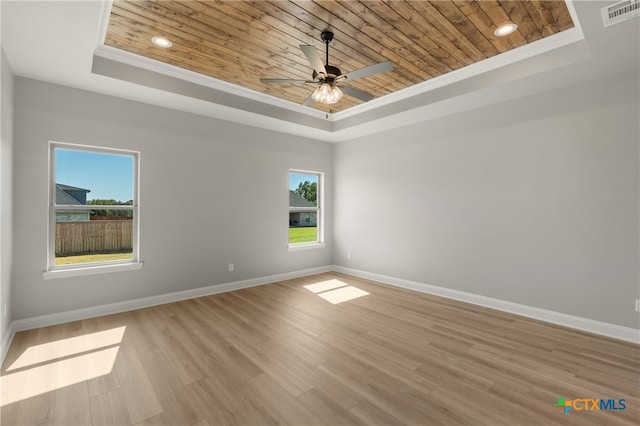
[319, 31, 341, 80]
[321, 31, 333, 67]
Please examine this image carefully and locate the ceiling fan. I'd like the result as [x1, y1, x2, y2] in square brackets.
[260, 31, 393, 106]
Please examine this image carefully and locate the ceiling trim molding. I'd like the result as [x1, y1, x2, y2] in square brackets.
[94, 45, 329, 121]
[333, 22, 585, 121]
[97, 0, 113, 47]
[93, 32, 590, 142]
[91, 53, 335, 134]
[329, 39, 592, 142]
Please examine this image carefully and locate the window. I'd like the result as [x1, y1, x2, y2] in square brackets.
[289, 170, 322, 247]
[47, 142, 140, 276]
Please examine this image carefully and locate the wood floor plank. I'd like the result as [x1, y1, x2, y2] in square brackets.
[86, 367, 120, 398]
[120, 310, 159, 354]
[53, 381, 91, 426]
[296, 387, 364, 426]
[320, 362, 463, 425]
[304, 366, 363, 411]
[348, 398, 405, 426]
[225, 334, 316, 398]
[150, 321, 207, 386]
[133, 413, 167, 426]
[202, 337, 264, 382]
[89, 389, 131, 426]
[113, 344, 163, 424]
[138, 348, 185, 401]
[241, 373, 323, 425]
[0, 390, 55, 426]
[427, 384, 527, 426]
[151, 384, 205, 426]
[190, 376, 275, 426]
[2, 272, 638, 425]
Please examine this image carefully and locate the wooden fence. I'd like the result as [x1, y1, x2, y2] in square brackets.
[56, 221, 133, 256]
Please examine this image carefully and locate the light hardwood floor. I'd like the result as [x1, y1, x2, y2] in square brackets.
[1, 272, 639, 425]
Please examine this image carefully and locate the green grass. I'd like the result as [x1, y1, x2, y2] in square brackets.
[55, 252, 133, 266]
[289, 227, 318, 244]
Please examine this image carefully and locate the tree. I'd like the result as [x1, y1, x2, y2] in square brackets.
[295, 181, 317, 206]
[87, 199, 133, 217]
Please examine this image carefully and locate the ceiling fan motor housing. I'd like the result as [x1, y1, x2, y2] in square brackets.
[320, 31, 334, 43]
[313, 64, 342, 82]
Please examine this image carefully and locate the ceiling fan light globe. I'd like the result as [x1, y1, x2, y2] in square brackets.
[312, 83, 334, 103]
[328, 86, 343, 103]
[312, 83, 343, 104]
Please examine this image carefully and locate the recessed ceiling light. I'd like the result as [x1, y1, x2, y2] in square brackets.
[151, 36, 172, 48]
[494, 23, 518, 36]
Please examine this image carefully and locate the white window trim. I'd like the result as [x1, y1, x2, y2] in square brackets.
[288, 169, 324, 250]
[43, 261, 144, 280]
[45, 142, 142, 278]
[288, 242, 326, 251]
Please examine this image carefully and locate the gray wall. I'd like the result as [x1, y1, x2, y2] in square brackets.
[1, 45, 15, 346]
[12, 78, 332, 320]
[8, 69, 640, 330]
[334, 70, 640, 329]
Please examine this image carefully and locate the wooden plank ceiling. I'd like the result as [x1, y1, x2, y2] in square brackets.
[105, 1, 574, 113]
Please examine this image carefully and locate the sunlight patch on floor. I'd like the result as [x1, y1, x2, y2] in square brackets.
[1, 326, 125, 406]
[7, 326, 126, 371]
[304, 279, 349, 294]
[317, 286, 370, 304]
[1, 347, 119, 406]
[304, 279, 369, 304]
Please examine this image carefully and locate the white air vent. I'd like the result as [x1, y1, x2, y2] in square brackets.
[602, 0, 640, 27]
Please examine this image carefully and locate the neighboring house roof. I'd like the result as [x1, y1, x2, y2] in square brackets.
[289, 190, 316, 209]
[56, 183, 91, 193]
[56, 184, 91, 214]
[56, 186, 84, 205]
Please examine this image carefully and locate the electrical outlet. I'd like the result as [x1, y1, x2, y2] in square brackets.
[2, 303, 6, 318]
[229, 263, 234, 272]
[347, 252, 351, 260]
[636, 299, 640, 312]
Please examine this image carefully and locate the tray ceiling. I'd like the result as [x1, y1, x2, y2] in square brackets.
[104, 0, 575, 114]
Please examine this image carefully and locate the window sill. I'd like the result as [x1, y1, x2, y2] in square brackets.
[288, 242, 326, 252]
[43, 261, 144, 280]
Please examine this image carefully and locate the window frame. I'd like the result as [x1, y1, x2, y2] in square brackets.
[288, 169, 324, 250]
[44, 142, 142, 278]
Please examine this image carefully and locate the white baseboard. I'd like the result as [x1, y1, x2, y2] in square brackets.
[333, 265, 640, 344]
[3, 263, 637, 366]
[1, 321, 15, 365]
[8, 265, 333, 336]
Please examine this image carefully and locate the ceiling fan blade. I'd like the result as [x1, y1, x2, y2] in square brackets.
[299, 45, 327, 77]
[302, 94, 316, 106]
[340, 61, 393, 82]
[340, 86, 375, 102]
[260, 78, 315, 85]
